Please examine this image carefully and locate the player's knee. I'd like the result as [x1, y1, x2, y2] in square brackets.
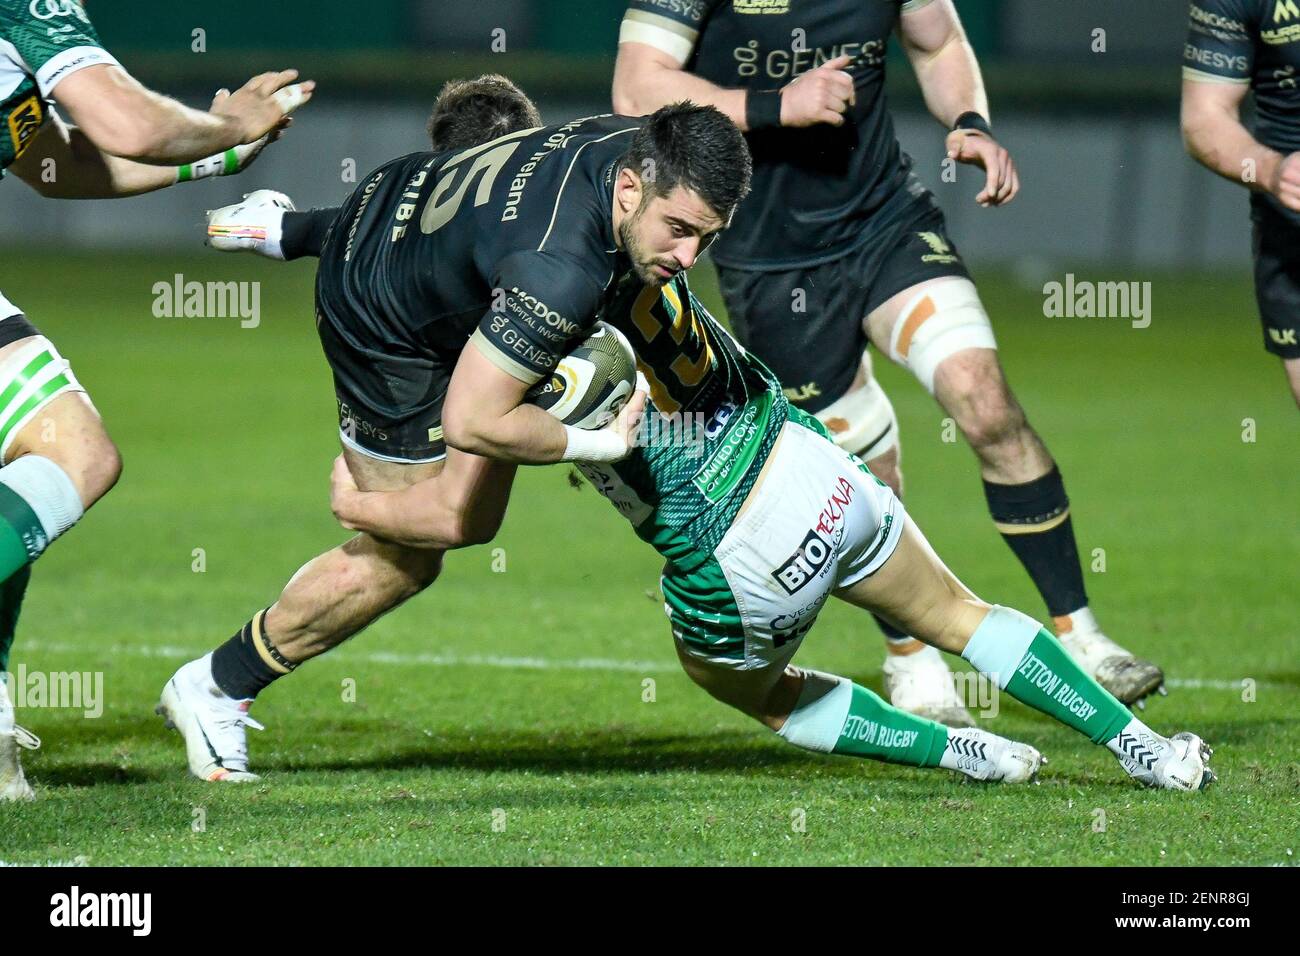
[936, 356, 1026, 453]
[886, 279, 996, 394]
[815, 369, 901, 465]
[78, 432, 122, 508]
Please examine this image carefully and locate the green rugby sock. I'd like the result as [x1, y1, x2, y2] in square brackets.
[778, 673, 948, 767]
[961, 605, 1131, 744]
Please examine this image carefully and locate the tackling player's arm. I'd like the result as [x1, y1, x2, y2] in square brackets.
[49, 65, 310, 166]
[611, 1, 854, 129]
[898, 0, 1017, 206]
[1180, 0, 1299, 212]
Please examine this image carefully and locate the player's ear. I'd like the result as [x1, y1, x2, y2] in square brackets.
[614, 165, 643, 216]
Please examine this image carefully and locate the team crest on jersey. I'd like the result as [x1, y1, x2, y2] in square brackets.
[733, 0, 790, 14]
[7, 94, 45, 162]
[918, 231, 959, 265]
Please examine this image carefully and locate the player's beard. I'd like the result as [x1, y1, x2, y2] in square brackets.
[619, 214, 677, 288]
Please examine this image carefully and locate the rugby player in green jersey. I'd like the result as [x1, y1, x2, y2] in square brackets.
[0, 0, 311, 799]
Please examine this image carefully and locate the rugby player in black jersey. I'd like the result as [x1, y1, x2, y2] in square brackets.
[158, 82, 753, 782]
[611, 0, 1166, 722]
[1182, 0, 1300, 406]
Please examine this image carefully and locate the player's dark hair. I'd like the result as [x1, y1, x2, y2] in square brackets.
[621, 102, 752, 219]
[426, 74, 542, 152]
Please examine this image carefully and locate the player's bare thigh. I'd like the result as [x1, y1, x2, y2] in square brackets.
[834, 519, 988, 657]
[0, 337, 120, 510]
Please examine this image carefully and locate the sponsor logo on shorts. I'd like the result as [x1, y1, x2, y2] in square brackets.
[918, 231, 960, 265]
[1269, 327, 1298, 346]
[769, 597, 825, 647]
[337, 400, 389, 444]
[772, 528, 832, 595]
[782, 382, 821, 404]
[814, 475, 855, 537]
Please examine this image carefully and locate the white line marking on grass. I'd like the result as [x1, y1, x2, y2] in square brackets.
[27, 641, 680, 674]
[22, 642, 1293, 688]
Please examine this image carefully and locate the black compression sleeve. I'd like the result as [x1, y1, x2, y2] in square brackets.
[281, 207, 340, 260]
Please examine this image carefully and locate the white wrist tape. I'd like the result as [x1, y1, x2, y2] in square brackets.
[177, 138, 266, 183]
[561, 424, 628, 463]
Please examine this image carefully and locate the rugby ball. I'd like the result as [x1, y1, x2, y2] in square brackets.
[526, 322, 636, 429]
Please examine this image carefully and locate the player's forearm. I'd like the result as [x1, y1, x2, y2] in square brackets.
[444, 404, 569, 465]
[127, 95, 245, 164]
[72, 75, 244, 164]
[1181, 104, 1282, 194]
[613, 57, 748, 129]
[909, 33, 989, 128]
[335, 482, 472, 551]
[11, 122, 176, 198]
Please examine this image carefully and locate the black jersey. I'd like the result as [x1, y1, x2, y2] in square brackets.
[316, 115, 639, 387]
[1184, 0, 1300, 222]
[314, 111, 770, 422]
[621, 0, 937, 271]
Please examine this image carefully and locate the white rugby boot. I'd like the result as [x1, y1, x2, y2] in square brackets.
[206, 189, 295, 258]
[0, 677, 39, 801]
[1109, 724, 1215, 791]
[883, 643, 976, 728]
[157, 653, 263, 783]
[1056, 609, 1165, 707]
[941, 727, 1044, 784]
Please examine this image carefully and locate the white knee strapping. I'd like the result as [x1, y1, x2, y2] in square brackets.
[0, 336, 85, 463]
[960, 605, 1042, 689]
[887, 279, 996, 394]
[815, 354, 900, 460]
[0, 455, 84, 549]
[777, 672, 852, 753]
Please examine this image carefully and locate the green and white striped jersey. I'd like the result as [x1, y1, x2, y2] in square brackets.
[0, 0, 117, 177]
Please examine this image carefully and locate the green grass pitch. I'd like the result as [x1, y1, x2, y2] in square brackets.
[0, 250, 1295, 866]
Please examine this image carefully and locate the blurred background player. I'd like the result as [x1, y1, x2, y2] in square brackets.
[611, 0, 1165, 723]
[1181, 0, 1300, 407]
[0, 0, 311, 800]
